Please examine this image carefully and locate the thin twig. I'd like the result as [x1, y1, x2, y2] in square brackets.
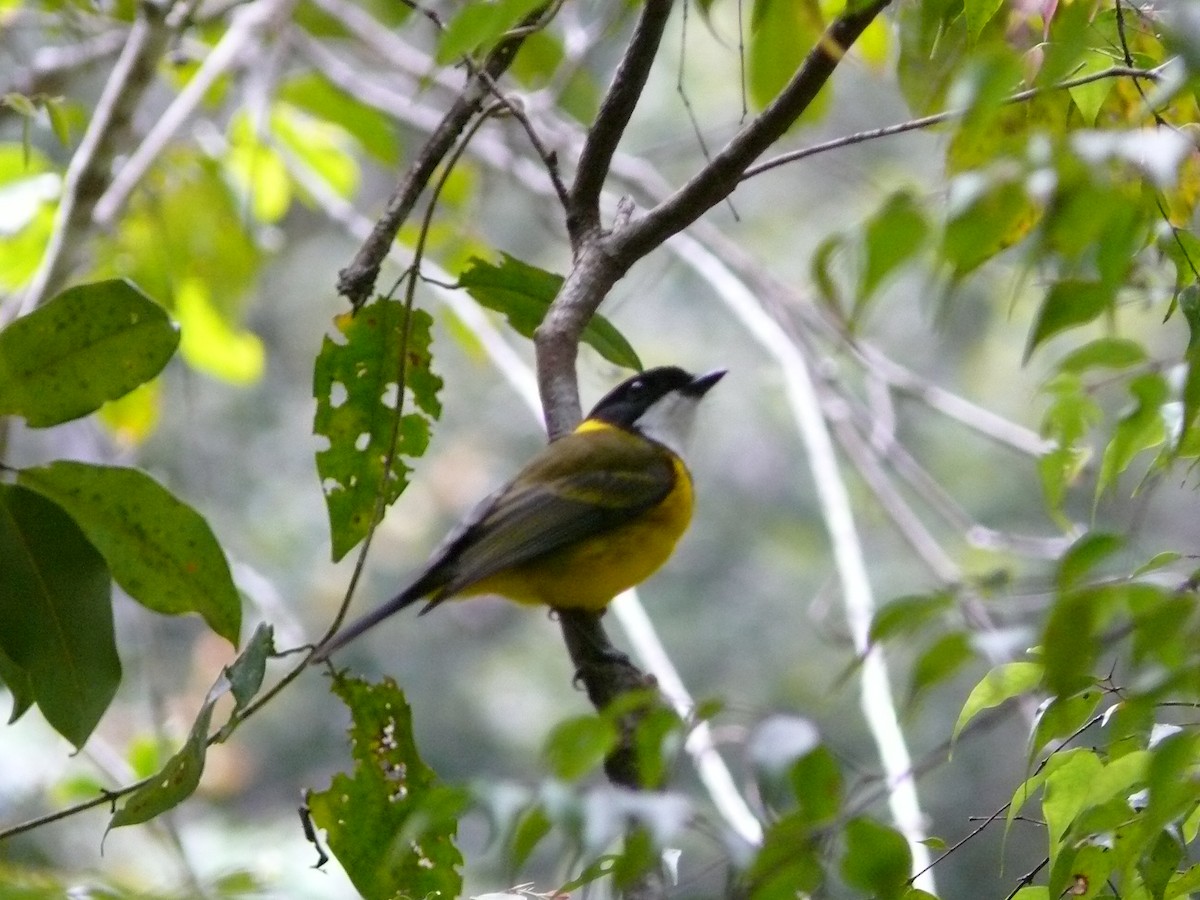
[742, 64, 1164, 181]
[610, 0, 894, 265]
[567, 0, 674, 243]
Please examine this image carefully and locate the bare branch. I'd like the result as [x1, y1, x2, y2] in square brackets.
[567, 0, 674, 244]
[91, 0, 298, 229]
[0, 30, 126, 100]
[17, 1, 176, 315]
[742, 64, 1164, 181]
[610, 0, 893, 266]
[336, 7, 546, 307]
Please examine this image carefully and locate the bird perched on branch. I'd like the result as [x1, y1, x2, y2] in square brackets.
[313, 365, 725, 660]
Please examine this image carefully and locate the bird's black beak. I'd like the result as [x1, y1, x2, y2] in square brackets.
[685, 369, 727, 397]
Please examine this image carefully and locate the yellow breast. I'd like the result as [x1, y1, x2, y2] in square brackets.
[466, 455, 694, 611]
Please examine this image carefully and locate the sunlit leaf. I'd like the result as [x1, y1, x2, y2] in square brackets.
[307, 675, 463, 900]
[175, 277, 265, 385]
[954, 661, 1042, 744]
[18, 461, 241, 645]
[0, 484, 118, 748]
[277, 72, 400, 164]
[748, 0, 825, 115]
[0, 280, 179, 427]
[312, 299, 443, 561]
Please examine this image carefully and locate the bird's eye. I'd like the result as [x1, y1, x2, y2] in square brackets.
[629, 380, 644, 393]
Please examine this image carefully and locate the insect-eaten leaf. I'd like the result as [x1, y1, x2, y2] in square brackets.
[0, 484, 119, 748]
[0, 279, 179, 427]
[313, 299, 443, 562]
[457, 254, 642, 371]
[18, 461, 242, 646]
[108, 681, 218, 831]
[307, 675, 463, 900]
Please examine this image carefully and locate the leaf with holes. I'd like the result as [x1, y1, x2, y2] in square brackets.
[313, 299, 443, 561]
[307, 675, 463, 899]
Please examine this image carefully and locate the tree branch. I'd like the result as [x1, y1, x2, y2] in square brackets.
[16, 0, 176, 316]
[609, 0, 894, 266]
[566, 0, 674, 245]
[336, 8, 546, 307]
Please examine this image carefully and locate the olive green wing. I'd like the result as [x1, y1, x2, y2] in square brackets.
[423, 430, 677, 601]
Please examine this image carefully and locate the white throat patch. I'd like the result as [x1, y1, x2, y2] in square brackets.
[634, 392, 701, 458]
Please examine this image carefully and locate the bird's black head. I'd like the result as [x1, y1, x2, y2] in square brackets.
[586, 366, 726, 430]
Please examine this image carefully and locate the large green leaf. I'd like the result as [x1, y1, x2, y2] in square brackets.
[0, 279, 178, 427]
[307, 676, 463, 900]
[457, 254, 642, 371]
[18, 462, 241, 645]
[1024, 280, 1115, 364]
[839, 816, 912, 900]
[954, 661, 1042, 743]
[312, 299, 443, 561]
[0, 483, 119, 748]
[747, 0, 826, 117]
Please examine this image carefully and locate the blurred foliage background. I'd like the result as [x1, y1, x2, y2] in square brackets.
[4, 0, 1200, 897]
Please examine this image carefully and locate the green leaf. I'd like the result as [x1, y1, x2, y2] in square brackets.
[1096, 373, 1168, 501]
[174, 276, 264, 385]
[109, 682, 217, 829]
[214, 623, 276, 741]
[840, 816, 912, 900]
[543, 714, 618, 781]
[1056, 337, 1147, 373]
[869, 592, 954, 645]
[436, 0, 545, 63]
[748, 0, 825, 115]
[1134, 551, 1182, 577]
[789, 745, 842, 825]
[0, 484, 118, 748]
[277, 72, 400, 164]
[954, 661, 1042, 743]
[942, 176, 1039, 277]
[746, 812, 823, 898]
[1042, 748, 1104, 845]
[0, 645, 34, 724]
[857, 191, 929, 316]
[509, 804, 552, 870]
[0, 279, 179, 427]
[307, 675, 463, 900]
[1057, 532, 1122, 591]
[1024, 279, 1114, 364]
[1028, 688, 1102, 759]
[909, 631, 974, 705]
[313, 299, 443, 561]
[457, 254, 642, 371]
[964, 0, 1004, 42]
[18, 461, 241, 645]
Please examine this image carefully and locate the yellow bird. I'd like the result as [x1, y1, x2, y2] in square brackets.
[314, 366, 725, 659]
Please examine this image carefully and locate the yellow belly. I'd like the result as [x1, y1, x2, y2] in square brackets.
[463, 458, 694, 611]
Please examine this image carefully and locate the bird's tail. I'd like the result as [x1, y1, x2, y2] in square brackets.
[309, 585, 425, 663]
